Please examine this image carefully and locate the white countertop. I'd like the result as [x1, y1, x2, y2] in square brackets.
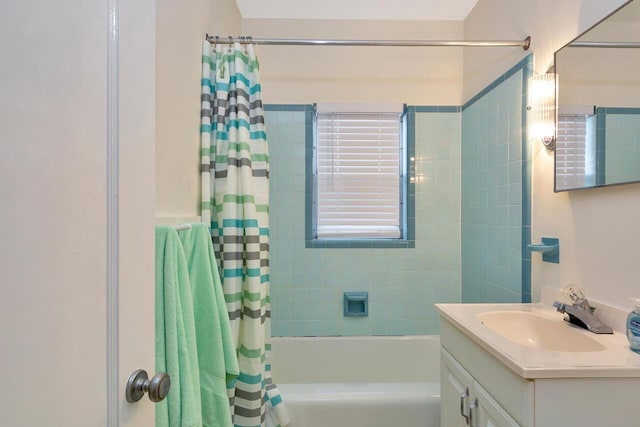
[435, 302, 640, 379]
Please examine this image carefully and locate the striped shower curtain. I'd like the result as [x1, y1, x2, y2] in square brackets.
[200, 40, 289, 427]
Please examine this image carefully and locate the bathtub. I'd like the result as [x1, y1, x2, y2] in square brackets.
[271, 335, 440, 427]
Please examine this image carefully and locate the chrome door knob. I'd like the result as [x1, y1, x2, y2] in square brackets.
[126, 369, 171, 403]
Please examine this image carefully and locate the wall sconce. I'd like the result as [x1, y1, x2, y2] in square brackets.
[527, 73, 557, 151]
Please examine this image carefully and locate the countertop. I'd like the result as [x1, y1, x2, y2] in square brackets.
[435, 302, 640, 379]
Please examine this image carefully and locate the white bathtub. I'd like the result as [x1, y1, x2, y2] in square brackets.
[271, 335, 441, 427]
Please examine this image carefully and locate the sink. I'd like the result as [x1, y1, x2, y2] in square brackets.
[476, 310, 606, 352]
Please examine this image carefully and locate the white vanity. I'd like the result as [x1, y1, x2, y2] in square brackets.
[436, 302, 640, 427]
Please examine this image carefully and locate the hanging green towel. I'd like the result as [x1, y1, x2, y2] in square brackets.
[178, 223, 239, 427]
[155, 226, 203, 427]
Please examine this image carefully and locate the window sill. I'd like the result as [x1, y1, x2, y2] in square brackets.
[305, 239, 415, 249]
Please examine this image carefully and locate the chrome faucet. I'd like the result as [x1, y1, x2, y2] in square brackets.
[553, 286, 613, 334]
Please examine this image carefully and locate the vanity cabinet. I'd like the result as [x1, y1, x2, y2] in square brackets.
[439, 311, 640, 427]
[440, 319, 534, 427]
[441, 349, 519, 427]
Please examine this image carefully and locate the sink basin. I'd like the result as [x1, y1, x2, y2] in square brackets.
[476, 310, 606, 352]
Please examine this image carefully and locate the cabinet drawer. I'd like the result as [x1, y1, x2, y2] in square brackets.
[440, 319, 534, 426]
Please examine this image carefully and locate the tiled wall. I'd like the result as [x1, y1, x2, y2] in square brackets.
[601, 109, 640, 185]
[460, 56, 532, 304]
[266, 105, 461, 336]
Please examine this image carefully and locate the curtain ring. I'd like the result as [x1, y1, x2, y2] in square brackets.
[241, 36, 248, 54]
[228, 36, 234, 47]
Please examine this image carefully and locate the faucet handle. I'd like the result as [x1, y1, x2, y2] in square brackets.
[563, 284, 586, 304]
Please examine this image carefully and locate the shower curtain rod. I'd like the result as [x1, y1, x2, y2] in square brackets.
[206, 35, 531, 50]
[569, 41, 640, 48]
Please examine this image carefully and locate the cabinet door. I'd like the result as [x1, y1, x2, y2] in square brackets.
[441, 349, 474, 427]
[471, 382, 520, 427]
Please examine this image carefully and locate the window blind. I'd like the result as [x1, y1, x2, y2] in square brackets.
[556, 114, 596, 189]
[315, 111, 403, 239]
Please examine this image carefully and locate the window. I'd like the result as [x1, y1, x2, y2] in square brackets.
[556, 106, 596, 189]
[312, 103, 407, 242]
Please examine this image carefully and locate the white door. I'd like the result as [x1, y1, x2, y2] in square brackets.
[441, 350, 474, 427]
[0, 1, 156, 426]
[473, 385, 520, 427]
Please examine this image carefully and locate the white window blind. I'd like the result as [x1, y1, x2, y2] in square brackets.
[556, 114, 596, 189]
[315, 111, 403, 239]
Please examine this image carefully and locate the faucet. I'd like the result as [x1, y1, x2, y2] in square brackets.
[553, 286, 613, 334]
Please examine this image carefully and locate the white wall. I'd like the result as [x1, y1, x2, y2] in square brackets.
[241, 19, 464, 104]
[463, 1, 627, 100]
[465, 0, 640, 309]
[156, 0, 241, 217]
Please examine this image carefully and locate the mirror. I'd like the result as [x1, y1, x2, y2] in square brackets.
[554, 0, 640, 191]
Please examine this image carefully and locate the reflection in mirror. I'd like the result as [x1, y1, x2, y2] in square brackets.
[554, 0, 640, 192]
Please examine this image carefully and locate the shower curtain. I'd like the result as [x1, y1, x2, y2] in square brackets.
[200, 40, 288, 427]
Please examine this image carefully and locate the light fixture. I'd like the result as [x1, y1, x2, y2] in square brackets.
[527, 73, 557, 150]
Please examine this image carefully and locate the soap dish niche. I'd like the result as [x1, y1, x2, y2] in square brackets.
[343, 291, 368, 317]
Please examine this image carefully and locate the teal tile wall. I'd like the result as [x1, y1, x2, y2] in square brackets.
[266, 106, 461, 336]
[602, 109, 640, 185]
[461, 55, 533, 303]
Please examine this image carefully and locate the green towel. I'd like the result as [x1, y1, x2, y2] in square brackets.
[178, 224, 239, 427]
[155, 226, 203, 427]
